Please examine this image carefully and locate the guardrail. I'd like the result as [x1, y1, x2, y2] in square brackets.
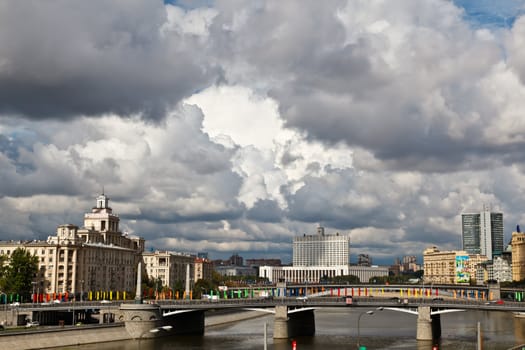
[9, 295, 525, 313]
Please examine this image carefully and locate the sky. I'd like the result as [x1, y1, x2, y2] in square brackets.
[2, 0, 525, 266]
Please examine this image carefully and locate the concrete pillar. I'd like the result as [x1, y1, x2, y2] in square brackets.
[135, 262, 142, 304]
[185, 264, 190, 300]
[121, 303, 163, 339]
[273, 305, 289, 339]
[488, 281, 501, 301]
[416, 306, 433, 341]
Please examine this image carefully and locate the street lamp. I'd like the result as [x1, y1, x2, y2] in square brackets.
[31, 282, 37, 304]
[356, 307, 383, 349]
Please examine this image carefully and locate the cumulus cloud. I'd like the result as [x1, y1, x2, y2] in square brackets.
[2, 0, 525, 265]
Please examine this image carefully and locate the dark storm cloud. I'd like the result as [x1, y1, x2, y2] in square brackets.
[208, 0, 523, 173]
[0, 0, 216, 121]
[285, 168, 401, 229]
[246, 199, 283, 223]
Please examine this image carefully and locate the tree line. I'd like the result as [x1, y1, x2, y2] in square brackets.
[0, 248, 39, 303]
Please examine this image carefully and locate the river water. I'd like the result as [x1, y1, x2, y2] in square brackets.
[57, 308, 525, 350]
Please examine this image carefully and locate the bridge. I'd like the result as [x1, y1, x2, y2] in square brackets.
[154, 294, 525, 340]
[4, 283, 525, 342]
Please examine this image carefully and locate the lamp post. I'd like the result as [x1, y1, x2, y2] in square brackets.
[31, 282, 37, 304]
[357, 310, 373, 349]
[356, 307, 383, 349]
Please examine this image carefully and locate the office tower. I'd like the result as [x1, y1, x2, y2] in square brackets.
[293, 226, 350, 266]
[461, 206, 504, 260]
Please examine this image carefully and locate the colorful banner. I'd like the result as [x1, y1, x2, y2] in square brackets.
[455, 255, 470, 283]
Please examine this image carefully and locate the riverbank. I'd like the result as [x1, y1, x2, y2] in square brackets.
[0, 309, 269, 349]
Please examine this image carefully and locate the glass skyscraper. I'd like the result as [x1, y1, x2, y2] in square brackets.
[462, 206, 504, 260]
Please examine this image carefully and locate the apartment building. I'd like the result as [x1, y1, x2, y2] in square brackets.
[423, 246, 488, 284]
[0, 194, 145, 298]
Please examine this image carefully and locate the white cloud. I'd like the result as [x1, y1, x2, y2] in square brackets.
[3, 0, 525, 265]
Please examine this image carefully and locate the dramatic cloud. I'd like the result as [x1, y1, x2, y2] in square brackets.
[1, 0, 525, 265]
[0, 0, 216, 120]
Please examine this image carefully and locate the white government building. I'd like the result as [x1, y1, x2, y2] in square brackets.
[259, 227, 388, 283]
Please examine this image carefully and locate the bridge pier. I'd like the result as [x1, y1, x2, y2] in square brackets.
[273, 305, 315, 339]
[416, 306, 441, 341]
[121, 303, 205, 339]
[274, 305, 289, 339]
[121, 303, 164, 339]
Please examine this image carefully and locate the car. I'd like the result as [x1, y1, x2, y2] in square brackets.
[26, 321, 39, 328]
[432, 297, 444, 301]
[100, 300, 111, 304]
[296, 296, 308, 302]
[10, 302, 20, 307]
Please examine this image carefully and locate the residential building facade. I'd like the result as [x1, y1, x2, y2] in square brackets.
[194, 257, 213, 282]
[423, 246, 488, 284]
[511, 228, 525, 281]
[0, 194, 145, 299]
[142, 250, 195, 289]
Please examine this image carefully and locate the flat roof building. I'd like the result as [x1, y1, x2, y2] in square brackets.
[293, 227, 350, 266]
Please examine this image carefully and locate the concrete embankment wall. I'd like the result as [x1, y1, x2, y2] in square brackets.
[0, 310, 268, 349]
[0, 324, 129, 349]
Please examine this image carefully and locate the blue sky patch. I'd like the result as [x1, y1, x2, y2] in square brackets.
[453, 0, 525, 29]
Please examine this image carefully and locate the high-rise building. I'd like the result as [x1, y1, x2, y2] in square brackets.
[461, 206, 504, 260]
[260, 226, 388, 283]
[293, 227, 350, 266]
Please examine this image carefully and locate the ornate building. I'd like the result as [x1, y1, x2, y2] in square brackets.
[511, 227, 525, 281]
[0, 194, 145, 299]
[423, 246, 488, 284]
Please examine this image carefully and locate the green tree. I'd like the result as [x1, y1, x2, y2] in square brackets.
[329, 275, 360, 283]
[0, 248, 39, 300]
[193, 278, 215, 299]
[0, 254, 8, 291]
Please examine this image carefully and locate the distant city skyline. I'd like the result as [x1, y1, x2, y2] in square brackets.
[2, 1, 525, 265]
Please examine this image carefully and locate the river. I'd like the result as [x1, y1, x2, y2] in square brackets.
[56, 308, 525, 349]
